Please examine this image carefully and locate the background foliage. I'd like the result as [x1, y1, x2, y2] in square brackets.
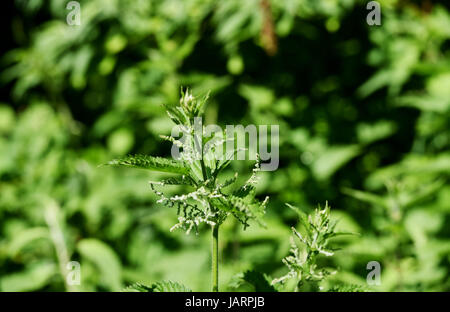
[0, 0, 449, 291]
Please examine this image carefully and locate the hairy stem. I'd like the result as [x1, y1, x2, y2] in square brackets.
[212, 224, 219, 292]
[44, 200, 75, 292]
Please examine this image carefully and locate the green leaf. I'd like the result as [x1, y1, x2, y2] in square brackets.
[77, 238, 122, 291]
[312, 145, 360, 181]
[7, 227, 50, 258]
[149, 176, 195, 186]
[236, 270, 276, 292]
[150, 280, 192, 292]
[0, 262, 57, 292]
[123, 282, 154, 292]
[124, 281, 192, 292]
[223, 195, 266, 223]
[342, 187, 388, 210]
[105, 154, 190, 175]
[400, 179, 445, 209]
[286, 203, 309, 226]
[356, 120, 397, 145]
[328, 284, 368, 292]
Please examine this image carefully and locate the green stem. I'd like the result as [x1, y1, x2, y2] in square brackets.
[212, 224, 219, 292]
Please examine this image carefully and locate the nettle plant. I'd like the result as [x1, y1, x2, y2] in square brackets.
[107, 89, 268, 292]
[271, 203, 351, 291]
[234, 202, 357, 292]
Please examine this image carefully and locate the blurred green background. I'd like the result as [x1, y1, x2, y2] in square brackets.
[0, 0, 449, 291]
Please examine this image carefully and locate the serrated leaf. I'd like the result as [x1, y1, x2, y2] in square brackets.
[123, 282, 154, 292]
[150, 280, 192, 292]
[124, 281, 192, 292]
[149, 175, 195, 186]
[237, 270, 276, 292]
[328, 284, 369, 292]
[105, 154, 190, 175]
